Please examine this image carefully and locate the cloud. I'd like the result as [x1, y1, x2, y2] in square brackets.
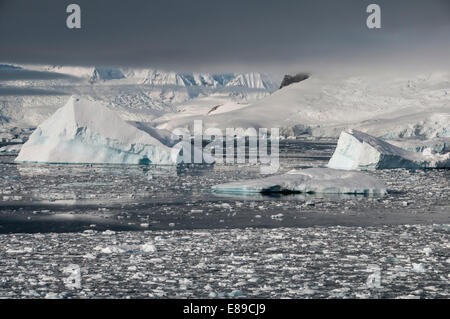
[0, 87, 69, 96]
[0, 0, 449, 73]
[0, 69, 79, 81]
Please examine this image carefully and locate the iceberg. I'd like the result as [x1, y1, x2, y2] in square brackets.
[15, 96, 190, 165]
[328, 130, 450, 170]
[212, 168, 387, 195]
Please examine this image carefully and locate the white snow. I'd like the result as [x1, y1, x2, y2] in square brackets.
[14, 96, 185, 165]
[328, 130, 450, 170]
[155, 72, 450, 139]
[212, 168, 387, 195]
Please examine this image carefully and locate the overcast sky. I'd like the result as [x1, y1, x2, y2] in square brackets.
[1, 0, 449, 75]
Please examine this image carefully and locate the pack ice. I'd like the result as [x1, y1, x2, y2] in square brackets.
[328, 130, 450, 170]
[15, 96, 190, 165]
[212, 168, 387, 195]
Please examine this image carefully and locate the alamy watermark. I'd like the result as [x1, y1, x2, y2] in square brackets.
[66, 3, 381, 30]
[170, 120, 280, 174]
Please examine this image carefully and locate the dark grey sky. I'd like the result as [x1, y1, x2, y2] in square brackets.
[0, 0, 449, 74]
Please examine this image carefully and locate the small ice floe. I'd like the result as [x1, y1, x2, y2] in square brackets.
[270, 213, 284, 220]
[94, 245, 126, 254]
[82, 252, 96, 260]
[140, 243, 157, 253]
[423, 247, 432, 256]
[411, 263, 427, 273]
[93, 242, 156, 254]
[298, 284, 316, 295]
[62, 264, 81, 290]
[44, 292, 65, 299]
[366, 264, 382, 289]
[0, 144, 22, 154]
[328, 130, 449, 170]
[6, 247, 33, 254]
[212, 168, 387, 195]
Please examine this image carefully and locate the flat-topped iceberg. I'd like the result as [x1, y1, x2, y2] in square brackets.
[15, 96, 188, 165]
[212, 168, 387, 195]
[328, 130, 450, 170]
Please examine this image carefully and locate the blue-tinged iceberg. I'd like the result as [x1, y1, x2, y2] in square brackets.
[212, 168, 387, 195]
[15, 96, 185, 165]
[328, 130, 450, 170]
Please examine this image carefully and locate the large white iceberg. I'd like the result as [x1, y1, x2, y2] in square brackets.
[15, 96, 187, 165]
[328, 130, 450, 170]
[212, 168, 387, 195]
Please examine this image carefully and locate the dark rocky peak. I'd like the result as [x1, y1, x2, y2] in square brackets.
[279, 73, 310, 89]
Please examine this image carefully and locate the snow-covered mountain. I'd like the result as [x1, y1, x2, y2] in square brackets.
[22, 64, 276, 89]
[155, 72, 450, 139]
[0, 64, 277, 127]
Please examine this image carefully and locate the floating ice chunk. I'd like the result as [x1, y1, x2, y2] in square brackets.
[271, 213, 284, 220]
[212, 168, 387, 195]
[62, 264, 81, 289]
[328, 130, 450, 170]
[412, 263, 427, 273]
[366, 264, 382, 289]
[15, 96, 201, 165]
[44, 292, 64, 299]
[94, 245, 125, 254]
[140, 243, 157, 253]
[0, 144, 22, 153]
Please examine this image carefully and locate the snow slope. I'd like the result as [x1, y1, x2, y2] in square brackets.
[327, 130, 450, 170]
[15, 96, 184, 165]
[156, 72, 450, 139]
[212, 168, 387, 195]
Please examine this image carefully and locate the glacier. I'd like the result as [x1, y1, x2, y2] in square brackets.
[212, 168, 387, 195]
[14, 96, 197, 165]
[155, 72, 450, 139]
[327, 130, 450, 170]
